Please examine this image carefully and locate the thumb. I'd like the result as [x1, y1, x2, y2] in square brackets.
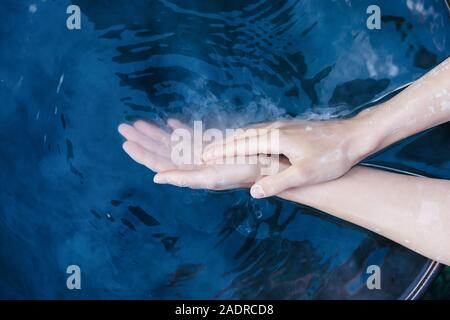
[250, 165, 305, 198]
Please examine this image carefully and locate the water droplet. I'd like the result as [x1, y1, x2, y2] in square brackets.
[56, 73, 64, 94]
[29, 4, 37, 14]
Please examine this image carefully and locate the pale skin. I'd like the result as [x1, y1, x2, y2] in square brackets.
[202, 56, 450, 198]
[118, 56, 450, 265]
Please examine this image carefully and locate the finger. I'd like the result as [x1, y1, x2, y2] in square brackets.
[203, 126, 266, 157]
[118, 124, 169, 156]
[222, 122, 269, 142]
[202, 122, 269, 154]
[250, 165, 306, 198]
[154, 167, 221, 190]
[122, 141, 174, 172]
[167, 118, 191, 132]
[203, 120, 289, 153]
[133, 120, 170, 144]
[203, 131, 281, 161]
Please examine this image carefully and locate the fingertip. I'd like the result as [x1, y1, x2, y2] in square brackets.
[122, 140, 135, 154]
[122, 141, 143, 165]
[133, 119, 146, 127]
[250, 184, 266, 199]
[154, 171, 188, 187]
[122, 140, 130, 151]
[118, 123, 131, 136]
[167, 118, 181, 129]
[153, 173, 167, 184]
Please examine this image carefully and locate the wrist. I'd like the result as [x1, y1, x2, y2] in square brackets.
[345, 108, 385, 162]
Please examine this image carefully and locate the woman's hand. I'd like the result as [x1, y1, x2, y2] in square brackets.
[201, 57, 450, 199]
[118, 119, 285, 190]
[202, 118, 376, 198]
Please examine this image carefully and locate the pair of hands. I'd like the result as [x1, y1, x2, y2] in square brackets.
[118, 58, 450, 198]
[118, 116, 373, 198]
[118, 119, 284, 191]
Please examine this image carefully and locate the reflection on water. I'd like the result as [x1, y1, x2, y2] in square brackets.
[0, 0, 449, 299]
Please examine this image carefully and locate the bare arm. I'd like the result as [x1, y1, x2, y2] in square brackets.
[356, 56, 450, 154]
[279, 166, 450, 265]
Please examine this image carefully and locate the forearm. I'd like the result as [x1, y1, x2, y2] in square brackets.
[351, 57, 450, 159]
[278, 166, 450, 265]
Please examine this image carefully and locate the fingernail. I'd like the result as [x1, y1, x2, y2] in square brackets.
[153, 175, 166, 184]
[250, 184, 265, 199]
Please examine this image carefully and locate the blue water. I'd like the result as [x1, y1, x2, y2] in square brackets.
[0, 0, 449, 299]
